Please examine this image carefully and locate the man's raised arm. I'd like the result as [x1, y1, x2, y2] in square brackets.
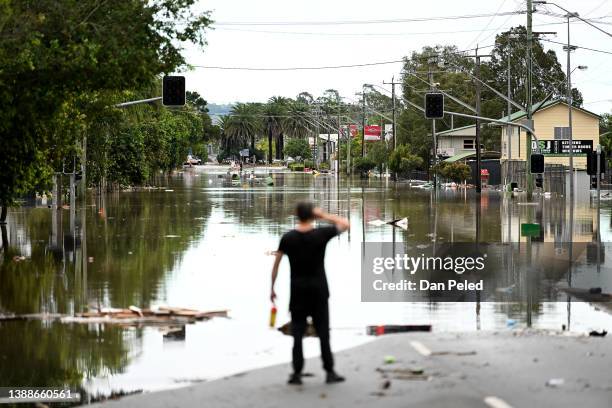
[313, 208, 350, 232]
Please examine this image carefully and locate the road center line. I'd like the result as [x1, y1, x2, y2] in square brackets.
[409, 340, 432, 356]
[484, 396, 514, 408]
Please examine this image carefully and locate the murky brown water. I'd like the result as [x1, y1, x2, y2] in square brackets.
[2, 168, 612, 399]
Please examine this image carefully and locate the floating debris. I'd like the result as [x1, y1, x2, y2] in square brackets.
[0, 307, 228, 326]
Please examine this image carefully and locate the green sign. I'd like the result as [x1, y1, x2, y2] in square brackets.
[521, 223, 541, 237]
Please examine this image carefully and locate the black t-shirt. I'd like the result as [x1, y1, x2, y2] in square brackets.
[278, 226, 339, 311]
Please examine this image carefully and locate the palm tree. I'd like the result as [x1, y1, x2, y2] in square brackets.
[225, 103, 261, 153]
[283, 101, 312, 140]
[267, 96, 290, 160]
[262, 99, 285, 163]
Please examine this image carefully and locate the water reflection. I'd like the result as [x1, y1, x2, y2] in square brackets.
[1, 169, 612, 396]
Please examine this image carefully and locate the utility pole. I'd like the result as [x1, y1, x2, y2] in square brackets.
[565, 12, 577, 206]
[507, 49, 512, 165]
[526, 0, 534, 196]
[361, 89, 366, 158]
[475, 48, 482, 194]
[464, 47, 492, 194]
[384, 76, 401, 152]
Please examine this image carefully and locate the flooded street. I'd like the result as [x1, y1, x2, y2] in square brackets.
[2, 168, 612, 399]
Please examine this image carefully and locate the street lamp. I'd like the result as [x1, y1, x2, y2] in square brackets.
[534, 1, 580, 200]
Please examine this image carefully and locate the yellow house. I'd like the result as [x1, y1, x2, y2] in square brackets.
[500, 99, 600, 170]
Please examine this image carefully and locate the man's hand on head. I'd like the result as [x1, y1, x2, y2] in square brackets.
[312, 207, 324, 219]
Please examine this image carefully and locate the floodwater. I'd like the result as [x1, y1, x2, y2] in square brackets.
[2, 168, 612, 400]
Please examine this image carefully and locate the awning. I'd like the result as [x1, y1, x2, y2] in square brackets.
[443, 151, 501, 163]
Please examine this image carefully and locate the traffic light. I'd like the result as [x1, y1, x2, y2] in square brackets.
[535, 175, 543, 189]
[425, 93, 444, 119]
[162, 76, 185, 106]
[591, 175, 598, 189]
[530, 153, 544, 174]
[587, 150, 606, 175]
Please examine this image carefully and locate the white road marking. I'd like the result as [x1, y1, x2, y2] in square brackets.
[484, 396, 514, 408]
[409, 340, 432, 356]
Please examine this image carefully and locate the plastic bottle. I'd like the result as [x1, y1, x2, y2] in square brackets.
[269, 305, 277, 328]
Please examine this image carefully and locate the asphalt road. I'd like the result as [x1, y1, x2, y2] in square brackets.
[90, 330, 612, 408]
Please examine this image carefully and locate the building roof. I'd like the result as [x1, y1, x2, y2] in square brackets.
[436, 124, 476, 137]
[499, 99, 601, 122]
[443, 151, 501, 163]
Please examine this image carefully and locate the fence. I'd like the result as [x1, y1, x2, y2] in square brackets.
[501, 160, 566, 194]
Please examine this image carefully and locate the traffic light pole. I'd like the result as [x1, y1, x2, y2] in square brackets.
[115, 96, 162, 108]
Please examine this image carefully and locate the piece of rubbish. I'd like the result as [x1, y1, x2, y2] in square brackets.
[496, 284, 515, 294]
[506, 319, 516, 327]
[390, 217, 408, 230]
[376, 367, 429, 381]
[0, 307, 228, 326]
[381, 379, 391, 390]
[129, 306, 144, 317]
[383, 355, 396, 364]
[367, 325, 432, 336]
[589, 287, 603, 294]
[367, 218, 408, 230]
[589, 330, 607, 337]
[269, 305, 277, 328]
[265, 176, 274, 186]
[278, 321, 317, 337]
[12, 256, 26, 262]
[164, 189, 174, 192]
[88, 257, 94, 263]
[546, 378, 564, 388]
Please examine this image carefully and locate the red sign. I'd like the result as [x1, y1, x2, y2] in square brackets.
[480, 169, 489, 176]
[349, 124, 358, 137]
[364, 125, 381, 141]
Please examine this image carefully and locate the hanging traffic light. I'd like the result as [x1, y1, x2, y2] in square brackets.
[425, 93, 444, 119]
[587, 150, 606, 175]
[162, 76, 186, 106]
[530, 153, 544, 174]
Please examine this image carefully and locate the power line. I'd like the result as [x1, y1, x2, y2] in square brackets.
[191, 44, 495, 71]
[465, 0, 510, 50]
[213, 11, 525, 26]
[191, 60, 404, 71]
[539, 38, 612, 55]
[216, 26, 512, 37]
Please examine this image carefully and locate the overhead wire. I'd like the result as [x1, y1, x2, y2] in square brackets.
[213, 11, 526, 26]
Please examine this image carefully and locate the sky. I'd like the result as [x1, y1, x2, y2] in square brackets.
[181, 0, 612, 115]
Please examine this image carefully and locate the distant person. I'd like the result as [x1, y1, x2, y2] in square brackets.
[270, 202, 349, 385]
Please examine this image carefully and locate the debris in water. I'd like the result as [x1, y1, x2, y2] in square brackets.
[506, 319, 517, 327]
[0, 307, 228, 327]
[12, 256, 26, 262]
[164, 189, 174, 192]
[383, 355, 396, 364]
[589, 330, 607, 337]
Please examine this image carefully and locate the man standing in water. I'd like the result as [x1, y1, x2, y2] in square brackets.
[270, 202, 350, 385]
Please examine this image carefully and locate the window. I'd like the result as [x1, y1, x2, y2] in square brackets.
[554, 127, 570, 140]
[463, 139, 475, 149]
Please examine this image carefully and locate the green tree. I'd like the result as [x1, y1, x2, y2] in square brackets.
[353, 157, 376, 175]
[0, 0, 212, 221]
[367, 142, 389, 174]
[284, 138, 311, 161]
[225, 103, 261, 152]
[388, 145, 423, 178]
